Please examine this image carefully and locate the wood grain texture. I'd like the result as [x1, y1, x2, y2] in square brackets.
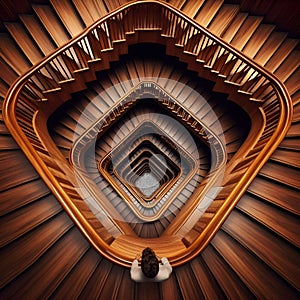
[0, 0, 299, 299]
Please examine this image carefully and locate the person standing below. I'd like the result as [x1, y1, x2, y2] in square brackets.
[130, 247, 172, 282]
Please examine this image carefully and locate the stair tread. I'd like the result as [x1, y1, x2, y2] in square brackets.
[0, 58, 19, 86]
[175, 263, 203, 299]
[221, 12, 248, 43]
[181, 0, 205, 19]
[212, 231, 299, 299]
[222, 211, 300, 291]
[241, 23, 275, 58]
[274, 49, 300, 83]
[20, 14, 57, 56]
[0, 33, 31, 74]
[208, 4, 240, 36]
[168, 0, 186, 9]
[202, 245, 254, 299]
[72, 0, 108, 26]
[238, 193, 300, 248]
[253, 30, 288, 66]
[49, 247, 101, 299]
[264, 37, 299, 73]
[1, 227, 89, 299]
[260, 160, 300, 190]
[195, 0, 224, 28]
[271, 148, 300, 168]
[0, 178, 49, 216]
[33, 4, 70, 46]
[248, 176, 300, 215]
[0, 212, 73, 288]
[285, 67, 300, 96]
[0, 194, 62, 247]
[5, 22, 44, 65]
[230, 15, 263, 50]
[50, 0, 85, 37]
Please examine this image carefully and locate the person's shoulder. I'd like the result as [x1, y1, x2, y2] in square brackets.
[161, 257, 169, 263]
[131, 259, 139, 266]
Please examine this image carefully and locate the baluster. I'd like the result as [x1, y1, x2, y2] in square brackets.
[101, 22, 113, 50]
[203, 42, 219, 68]
[117, 12, 126, 40]
[123, 7, 135, 34]
[218, 54, 238, 78]
[80, 36, 94, 61]
[225, 59, 244, 83]
[44, 63, 65, 84]
[239, 71, 261, 93]
[184, 29, 202, 55]
[211, 48, 229, 74]
[227, 62, 252, 84]
[169, 10, 177, 38]
[251, 82, 274, 101]
[53, 55, 73, 81]
[204, 43, 221, 69]
[73, 43, 90, 70]
[87, 31, 102, 60]
[23, 80, 46, 101]
[196, 35, 211, 63]
[108, 14, 125, 42]
[30, 73, 48, 92]
[174, 18, 184, 45]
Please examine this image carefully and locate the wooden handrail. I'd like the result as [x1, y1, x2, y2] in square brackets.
[70, 81, 226, 222]
[3, 0, 293, 267]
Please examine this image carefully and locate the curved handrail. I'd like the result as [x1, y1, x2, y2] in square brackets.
[70, 80, 227, 222]
[3, 0, 293, 267]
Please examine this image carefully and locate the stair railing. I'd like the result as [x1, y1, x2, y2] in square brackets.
[3, 0, 293, 266]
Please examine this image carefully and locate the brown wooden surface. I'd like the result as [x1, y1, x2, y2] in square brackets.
[0, 0, 299, 298]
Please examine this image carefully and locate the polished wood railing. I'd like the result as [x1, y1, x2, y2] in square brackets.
[3, 0, 293, 267]
[70, 80, 226, 222]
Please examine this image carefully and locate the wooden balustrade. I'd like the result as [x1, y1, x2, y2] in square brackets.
[3, 0, 292, 267]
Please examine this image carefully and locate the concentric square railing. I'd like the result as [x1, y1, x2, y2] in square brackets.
[3, 1, 292, 266]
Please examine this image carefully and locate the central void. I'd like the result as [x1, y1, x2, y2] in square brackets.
[135, 172, 160, 198]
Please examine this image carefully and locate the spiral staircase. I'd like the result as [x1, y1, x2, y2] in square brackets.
[0, 0, 299, 299]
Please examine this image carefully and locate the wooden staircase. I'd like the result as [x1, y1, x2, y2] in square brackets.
[48, 53, 250, 240]
[0, 0, 299, 299]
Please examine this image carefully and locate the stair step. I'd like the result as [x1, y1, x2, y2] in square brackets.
[72, 0, 108, 26]
[20, 14, 57, 56]
[0, 33, 31, 75]
[195, 0, 224, 28]
[230, 16, 263, 50]
[50, 0, 85, 37]
[237, 193, 300, 248]
[213, 231, 291, 299]
[260, 161, 300, 190]
[202, 245, 254, 299]
[253, 31, 288, 66]
[0, 58, 19, 86]
[32, 4, 70, 46]
[168, 0, 186, 10]
[181, 0, 205, 19]
[5, 22, 44, 65]
[221, 211, 300, 292]
[221, 12, 248, 43]
[248, 176, 299, 215]
[264, 37, 299, 73]
[286, 68, 300, 97]
[208, 4, 239, 36]
[242, 23, 275, 58]
[274, 49, 300, 83]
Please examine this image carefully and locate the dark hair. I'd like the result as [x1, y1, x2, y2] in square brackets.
[141, 247, 159, 278]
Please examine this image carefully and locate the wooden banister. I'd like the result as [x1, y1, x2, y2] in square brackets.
[3, 0, 293, 267]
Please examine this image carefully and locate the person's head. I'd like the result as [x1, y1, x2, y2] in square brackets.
[141, 247, 159, 278]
